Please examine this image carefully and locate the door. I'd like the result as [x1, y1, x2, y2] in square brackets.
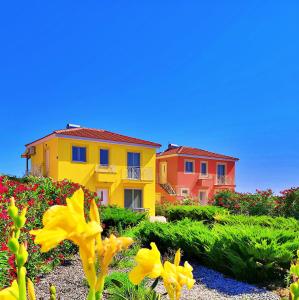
[217, 164, 226, 184]
[127, 152, 140, 179]
[97, 189, 109, 206]
[159, 162, 167, 184]
[199, 191, 208, 205]
[124, 189, 142, 209]
[45, 149, 50, 176]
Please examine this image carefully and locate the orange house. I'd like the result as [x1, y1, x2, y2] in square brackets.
[156, 144, 239, 204]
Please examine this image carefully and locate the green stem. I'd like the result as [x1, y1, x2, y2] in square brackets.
[18, 266, 26, 300]
[95, 275, 105, 300]
[87, 288, 96, 300]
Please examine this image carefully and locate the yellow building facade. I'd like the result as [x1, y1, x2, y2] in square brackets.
[22, 126, 161, 215]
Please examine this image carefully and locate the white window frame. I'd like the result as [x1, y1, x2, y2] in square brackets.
[180, 188, 190, 197]
[199, 161, 208, 178]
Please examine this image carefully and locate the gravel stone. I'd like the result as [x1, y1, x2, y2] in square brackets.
[35, 255, 280, 300]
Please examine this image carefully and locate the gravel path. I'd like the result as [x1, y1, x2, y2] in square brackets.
[35, 255, 280, 300]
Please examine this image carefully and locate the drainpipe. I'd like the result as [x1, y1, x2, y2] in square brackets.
[26, 157, 29, 176]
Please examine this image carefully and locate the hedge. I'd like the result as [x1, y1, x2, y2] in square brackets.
[100, 206, 147, 235]
[160, 205, 228, 222]
[127, 219, 299, 284]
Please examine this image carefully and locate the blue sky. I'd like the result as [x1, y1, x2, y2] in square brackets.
[0, 1, 298, 193]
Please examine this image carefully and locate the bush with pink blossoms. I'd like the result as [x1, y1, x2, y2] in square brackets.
[0, 175, 99, 288]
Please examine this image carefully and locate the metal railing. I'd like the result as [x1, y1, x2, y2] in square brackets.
[215, 175, 234, 185]
[124, 167, 153, 181]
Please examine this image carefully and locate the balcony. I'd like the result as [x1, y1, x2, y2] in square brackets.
[94, 165, 117, 182]
[95, 165, 117, 173]
[215, 175, 234, 186]
[198, 174, 214, 187]
[122, 167, 153, 182]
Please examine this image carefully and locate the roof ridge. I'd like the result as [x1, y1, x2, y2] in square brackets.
[55, 127, 105, 133]
[181, 145, 232, 157]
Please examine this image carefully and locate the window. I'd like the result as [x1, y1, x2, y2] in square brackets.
[124, 189, 142, 209]
[199, 191, 208, 205]
[181, 188, 189, 197]
[100, 149, 109, 166]
[127, 152, 141, 179]
[200, 162, 208, 176]
[72, 146, 86, 162]
[97, 189, 109, 206]
[185, 160, 194, 173]
[217, 164, 226, 184]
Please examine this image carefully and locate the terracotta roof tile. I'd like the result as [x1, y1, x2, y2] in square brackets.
[157, 146, 238, 160]
[26, 127, 161, 148]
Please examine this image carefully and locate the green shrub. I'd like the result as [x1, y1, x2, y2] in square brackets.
[105, 272, 156, 300]
[100, 206, 147, 235]
[128, 219, 299, 284]
[163, 205, 228, 222]
[127, 219, 214, 262]
[207, 224, 299, 283]
[215, 214, 299, 231]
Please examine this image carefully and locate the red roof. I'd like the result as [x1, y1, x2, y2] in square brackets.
[26, 127, 161, 148]
[157, 146, 238, 161]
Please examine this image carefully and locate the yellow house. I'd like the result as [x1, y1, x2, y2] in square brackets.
[22, 125, 161, 215]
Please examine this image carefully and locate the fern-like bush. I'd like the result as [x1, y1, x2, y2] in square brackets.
[161, 205, 228, 222]
[128, 219, 299, 284]
[214, 214, 299, 230]
[100, 206, 147, 235]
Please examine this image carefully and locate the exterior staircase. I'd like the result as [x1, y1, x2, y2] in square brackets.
[160, 183, 176, 195]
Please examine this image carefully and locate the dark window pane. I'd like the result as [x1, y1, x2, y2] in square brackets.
[80, 147, 86, 162]
[72, 146, 86, 162]
[185, 161, 193, 173]
[127, 152, 140, 167]
[201, 163, 207, 174]
[124, 189, 142, 209]
[124, 189, 133, 208]
[217, 164, 225, 176]
[100, 149, 109, 166]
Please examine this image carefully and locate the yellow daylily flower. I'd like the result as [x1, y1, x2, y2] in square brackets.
[97, 234, 133, 274]
[162, 250, 195, 300]
[30, 189, 102, 288]
[0, 280, 19, 299]
[95, 234, 133, 292]
[129, 242, 163, 285]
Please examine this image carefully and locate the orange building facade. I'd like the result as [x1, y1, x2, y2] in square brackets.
[156, 144, 239, 204]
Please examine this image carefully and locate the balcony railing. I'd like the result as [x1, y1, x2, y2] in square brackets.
[95, 165, 117, 173]
[215, 175, 234, 185]
[123, 167, 153, 181]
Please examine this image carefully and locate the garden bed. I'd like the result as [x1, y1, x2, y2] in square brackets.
[35, 254, 280, 300]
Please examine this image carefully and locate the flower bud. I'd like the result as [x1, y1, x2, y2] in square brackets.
[8, 237, 19, 254]
[15, 216, 26, 229]
[17, 244, 28, 267]
[50, 285, 56, 300]
[8, 198, 18, 220]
